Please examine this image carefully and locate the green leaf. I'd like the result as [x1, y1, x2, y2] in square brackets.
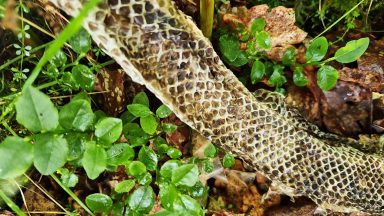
[107, 143, 134, 166]
[95, 117, 122, 145]
[171, 164, 199, 187]
[138, 172, 152, 186]
[123, 123, 149, 146]
[250, 60, 265, 84]
[64, 133, 87, 161]
[128, 186, 155, 214]
[34, 133, 68, 175]
[317, 65, 339, 91]
[174, 194, 204, 215]
[127, 161, 147, 178]
[49, 49, 67, 67]
[0, 137, 33, 179]
[229, 52, 248, 67]
[256, 31, 271, 49]
[59, 99, 94, 131]
[306, 36, 328, 62]
[156, 105, 173, 118]
[61, 72, 79, 90]
[140, 115, 158, 135]
[334, 37, 369, 63]
[58, 168, 78, 188]
[138, 146, 158, 171]
[127, 104, 152, 118]
[121, 111, 136, 124]
[72, 64, 94, 91]
[115, 179, 135, 193]
[282, 47, 296, 66]
[133, 92, 149, 107]
[167, 148, 182, 159]
[293, 67, 308, 87]
[204, 144, 217, 158]
[203, 160, 214, 173]
[15, 86, 59, 132]
[160, 160, 181, 179]
[162, 123, 177, 133]
[46, 64, 59, 79]
[85, 193, 113, 213]
[268, 65, 287, 87]
[219, 34, 241, 62]
[69, 28, 91, 54]
[250, 18, 266, 35]
[82, 142, 106, 179]
[222, 153, 235, 168]
[159, 182, 179, 210]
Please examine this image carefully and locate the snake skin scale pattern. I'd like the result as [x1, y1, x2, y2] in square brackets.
[48, 0, 384, 213]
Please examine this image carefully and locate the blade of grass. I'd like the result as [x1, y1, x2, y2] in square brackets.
[51, 174, 94, 216]
[200, 0, 215, 38]
[22, 0, 102, 92]
[314, 0, 365, 40]
[0, 189, 27, 216]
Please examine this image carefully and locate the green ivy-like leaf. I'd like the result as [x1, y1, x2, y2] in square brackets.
[95, 117, 122, 145]
[250, 18, 266, 35]
[133, 92, 149, 107]
[0, 137, 33, 179]
[15, 86, 59, 132]
[256, 31, 271, 49]
[107, 143, 134, 166]
[156, 105, 173, 118]
[317, 65, 339, 91]
[222, 153, 235, 168]
[268, 65, 287, 87]
[59, 99, 95, 131]
[162, 123, 177, 133]
[127, 104, 152, 117]
[250, 60, 265, 84]
[69, 28, 92, 54]
[160, 160, 181, 179]
[115, 179, 135, 193]
[282, 47, 296, 66]
[306, 36, 328, 62]
[140, 115, 158, 135]
[138, 146, 158, 171]
[72, 64, 94, 91]
[219, 34, 242, 62]
[65, 132, 87, 161]
[128, 161, 147, 178]
[334, 37, 369, 63]
[49, 49, 67, 67]
[171, 164, 199, 187]
[128, 186, 155, 214]
[34, 133, 68, 175]
[85, 193, 113, 213]
[293, 67, 308, 87]
[82, 142, 106, 179]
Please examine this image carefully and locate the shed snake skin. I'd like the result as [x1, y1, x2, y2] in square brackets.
[48, 0, 384, 213]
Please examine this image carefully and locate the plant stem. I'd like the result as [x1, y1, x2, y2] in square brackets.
[50, 174, 94, 216]
[0, 189, 27, 216]
[2, 121, 18, 136]
[313, 0, 365, 40]
[200, 0, 215, 38]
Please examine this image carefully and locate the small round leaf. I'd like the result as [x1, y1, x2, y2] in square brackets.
[317, 65, 339, 91]
[85, 193, 113, 213]
[95, 117, 122, 145]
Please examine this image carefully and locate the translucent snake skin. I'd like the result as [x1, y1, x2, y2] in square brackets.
[48, 0, 384, 213]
